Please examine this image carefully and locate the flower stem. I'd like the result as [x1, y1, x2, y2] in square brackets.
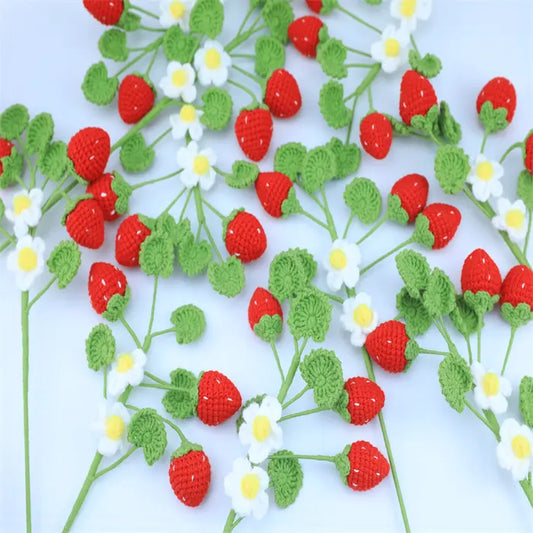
[94, 447, 137, 479]
[480, 129, 489, 154]
[227, 79, 258, 106]
[418, 348, 449, 356]
[465, 335, 473, 365]
[119, 315, 142, 349]
[115, 38, 162, 77]
[0, 225, 16, 244]
[499, 141, 523, 164]
[202, 196, 225, 219]
[356, 214, 388, 245]
[223, 510, 237, 533]
[320, 185, 338, 240]
[278, 338, 308, 404]
[524, 210, 532, 256]
[231, 64, 264, 86]
[148, 127, 172, 149]
[278, 407, 328, 423]
[337, 4, 381, 33]
[500, 327, 517, 375]
[346, 46, 372, 58]
[477, 326, 482, 363]
[270, 341, 285, 382]
[28, 276, 57, 310]
[144, 275, 159, 351]
[144, 371, 170, 386]
[130, 3, 158, 18]
[131, 169, 183, 190]
[464, 399, 499, 438]
[299, 207, 330, 232]
[194, 187, 223, 263]
[360, 237, 413, 276]
[282, 385, 310, 410]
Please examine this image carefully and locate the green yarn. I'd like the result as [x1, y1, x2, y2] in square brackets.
[85, 324, 116, 371]
[0, 199, 4, 219]
[262, 0, 294, 43]
[386, 194, 410, 225]
[395, 249, 431, 299]
[301, 146, 336, 193]
[319, 0, 338, 13]
[0, 104, 29, 140]
[396, 288, 432, 337]
[404, 339, 420, 371]
[343, 177, 382, 224]
[274, 142, 307, 182]
[254, 314, 283, 342]
[289, 248, 317, 282]
[177, 235, 212, 276]
[110, 172, 133, 215]
[334, 445, 351, 485]
[155, 213, 178, 243]
[519, 377, 533, 428]
[207, 256, 245, 298]
[0, 149, 23, 188]
[162, 369, 199, 419]
[255, 35, 285, 78]
[38, 141, 68, 182]
[384, 114, 411, 136]
[116, 11, 141, 31]
[268, 249, 312, 301]
[288, 288, 332, 343]
[175, 218, 192, 247]
[171, 304, 206, 344]
[127, 408, 167, 466]
[139, 232, 175, 278]
[102, 285, 131, 322]
[332, 389, 351, 423]
[268, 451, 303, 508]
[225, 160, 259, 189]
[319, 81, 351, 129]
[119, 133, 155, 173]
[464, 290, 499, 316]
[422, 268, 457, 317]
[438, 353, 473, 413]
[479, 101, 509, 133]
[281, 187, 301, 217]
[450, 295, 483, 336]
[434, 145, 470, 194]
[190, 0, 224, 38]
[517, 170, 533, 210]
[438, 102, 462, 145]
[200, 88, 233, 131]
[317, 38, 347, 79]
[26, 113, 54, 155]
[412, 213, 435, 249]
[98, 29, 129, 62]
[326, 138, 360, 178]
[408, 49, 442, 79]
[163, 26, 200, 63]
[500, 302, 533, 328]
[47, 240, 82, 289]
[82, 62, 118, 106]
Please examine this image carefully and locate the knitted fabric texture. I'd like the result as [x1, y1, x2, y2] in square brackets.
[422, 203, 461, 249]
[359, 112, 393, 160]
[288, 16, 323, 58]
[390, 173, 429, 223]
[346, 441, 390, 492]
[88, 262, 128, 314]
[118, 75, 155, 125]
[264, 69, 302, 119]
[0, 137, 13, 175]
[66, 198, 105, 249]
[115, 214, 152, 267]
[235, 108, 273, 162]
[255, 171, 293, 218]
[461, 248, 502, 296]
[68, 127, 111, 182]
[344, 377, 385, 426]
[169, 450, 211, 508]
[365, 320, 409, 373]
[248, 287, 283, 329]
[83, 0, 124, 25]
[476, 77, 516, 123]
[399, 70, 438, 126]
[196, 371, 242, 426]
[86, 173, 120, 221]
[500, 265, 533, 308]
[225, 211, 267, 263]
[525, 132, 533, 175]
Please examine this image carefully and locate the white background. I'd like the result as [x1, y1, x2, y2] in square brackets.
[1, 0, 533, 532]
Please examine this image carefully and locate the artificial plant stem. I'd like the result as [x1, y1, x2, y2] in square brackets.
[499, 141, 523, 164]
[130, 3, 158, 18]
[119, 315, 142, 349]
[321, 291, 344, 304]
[162, 186, 187, 216]
[225, 20, 267, 53]
[480, 129, 489, 154]
[500, 327, 517, 375]
[28, 276, 57, 309]
[524, 210, 532, 255]
[149, 127, 172, 149]
[464, 400, 499, 437]
[145, 275, 159, 346]
[346, 63, 374, 69]
[360, 238, 413, 276]
[94, 447, 137, 479]
[356, 215, 388, 245]
[320, 186, 338, 240]
[145, 46, 159, 76]
[139, 25, 166, 32]
[232, 64, 263, 85]
[269, 453, 334, 462]
[519, 479, 533, 508]
[194, 188, 223, 263]
[346, 45, 372, 57]
[342, 212, 355, 239]
[236, 5, 254, 37]
[0, 225, 16, 244]
[132, 169, 183, 190]
[139, 382, 174, 391]
[278, 338, 308, 403]
[149, 327, 175, 339]
[115, 41, 160, 77]
[227, 79, 258, 106]
[223, 510, 237, 533]
[270, 341, 285, 382]
[230, 53, 255, 59]
[282, 385, 310, 410]
[299, 208, 330, 231]
[419, 348, 449, 356]
[278, 407, 327, 423]
[145, 371, 170, 386]
[179, 188, 193, 221]
[337, 4, 381, 33]
[202, 197, 225, 219]
[477, 327, 482, 363]
[103, 365, 107, 399]
[465, 335, 473, 365]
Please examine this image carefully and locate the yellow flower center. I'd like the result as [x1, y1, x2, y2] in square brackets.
[252, 415, 271, 442]
[353, 304, 373, 327]
[205, 48, 221, 69]
[476, 161, 494, 182]
[240, 473, 260, 500]
[384, 38, 401, 58]
[505, 209, 525, 229]
[172, 69, 187, 87]
[18, 248, 37, 272]
[193, 155, 210, 175]
[400, 0, 417, 16]
[105, 415, 125, 441]
[170, 1, 186, 19]
[116, 354, 134, 373]
[481, 372, 500, 396]
[512, 435, 531, 460]
[14, 195, 31, 215]
[180, 104, 196, 123]
[329, 249, 347, 270]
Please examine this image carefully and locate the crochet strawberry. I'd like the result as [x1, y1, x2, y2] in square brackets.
[388, 173, 429, 223]
[248, 287, 283, 329]
[224, 211, 267, 263]
[115, 214, 152, 267]
[118, 74, 156, 125]
[415, 203, 461, 250]
[83, 0, 124, 25]
[305, 0, 335, 14]
[86, 172, 130, 222]
[235, 107, 273, 162]
[365, 320, 417, 373]
[306, 0, 322, 12]
[500, 265, 533, 309]
[359, 113, 393, 160]
[255, 171, 294, 218]
[476, 77, 516, 124]
[68, 127, 111, 182]
[288, 16, 324, 58]
[169, 445, 211, 508]
[399, 70, 438, 126]
[524, 131, 533, 174]
[197, 371, 242, 426]
[264, 69, 302, 119]
[339, 377, 385, 426]
[461, 249, 502, 297]
[64, 197, 105, 249]
[88, 262, 128, 315]
[0, 137, 14, 177]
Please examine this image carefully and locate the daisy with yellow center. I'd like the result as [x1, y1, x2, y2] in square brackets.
[6, 235, 45, 291]
[471, 362, 511, 414]
[194, 40, 232, 87]
[466, 154, 503, 202]
[340, 293, 379, 347]
[324, 239, 361, 292]
[177, 141, 217, 191]
[107, 349, 147, 397]
[497, 419, 533, 480]
[5, 188, 44, 238]
[370, 25, 410, 74]
[238, 396, 283, 463]
[94, 402, 130, 457]
[224, 457, 269, 519]
[159, 0, 193, 29]
[169, 104, 204, 141]
[492, 198, 528, 243]
[390, 0, 432, 32]
[159, 61, 197, 102]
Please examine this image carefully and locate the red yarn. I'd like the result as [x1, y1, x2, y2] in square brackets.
[359, 112, 393, 160]
[65, 198, 105, 250]
[225, 211, 267, 263]
[476, 77, 516, 124]
[500, 265, 533, 309]
[288, 16, 323, 57]
[421, 203, 461, 249]
[118, 75, 155, 125]
[344, 377, 385, 426]
[169, 450, 211, 508]
[248, 287, 283, 329]
[115, 214, 152, 267]
[399, 70, 438, 126]
[197, 371, 242, 426]
[68, 127, 111, 182]
[264, 69, 302, 119]
[0, 137, 14, 177]
[86, 173, 120, 221]
[346, 441, 390, 492]
[524, 131, 533, 175]
[255, 171, 293, 218]
[235, 108, 273, 162]
[365, 320, 409, 373]
[461, 249, 502, 296]
[88, 262, 128, 315]
[83, 0, 124, 25]
[391, 173, 429, 223]
[305, 0, 322, 13]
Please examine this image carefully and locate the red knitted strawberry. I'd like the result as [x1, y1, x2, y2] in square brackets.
[118, 75, 156, 125]
[0, 137, 14, 177]
[64, 198, 105, 249]
[88, 262, 128, 315]
[115, 214, 152, 267]
[235, 107, 273, 162]
[415, 203, 461, 249]
[306, 0, 322, 12]
[399, 70, 438, 126]
[288, 16, 324, 57]
[248, 287, 283, 330]
[68, 127, 111, 182]
[197, 371, 242, 426]
[341, 441, 390, 492]
[461, 249, 502, 297]
[500, 265, 533, 309]
[359, 113, 393, 160]
[86, 173, 121, 221]
[264, 69, 302, 119]
[340, 377, 385, 426]
[224, 211, 267, 263]
[389, 173, 429, 223]
[524, 131, 533, 174]
[83, 0, 124, 25]
[365, 320, 414, 373]
[476, 77, 516, 124]
[255, 171, 293, 218]
[169, 445, 211, 508]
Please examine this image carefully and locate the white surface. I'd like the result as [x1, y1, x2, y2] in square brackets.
[1, 1, 533, 532]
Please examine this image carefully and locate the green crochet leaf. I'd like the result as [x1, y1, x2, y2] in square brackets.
[317, 38, 347, 79]
[116, 11, 141, 31]
[139, 232, 175, 278]
[334, 445, 351, 485]
[175, 218, 192, 246]
[404, 339, 420, 370]
[364, 0, 381, 4]
[86, 324, 116, 371]
[120, 133, 155, 173]
[0, 148, 23, 188]
[268, 249, 313, 301]
[0, 104, 29, 140]
[47, 240, 82, 289]
[274, 142, 306, 181]
[396, 288, 432, 337]
[99, 29, 129, 61]
[163, 25, 200, 63]
[408, 49, 442, 79]
[449, 295, 483, 336]
[500, 302, 533, 328]
[38, 141, 68, 181]
[301, 146, 336, 193]
[290, 248, 317, 282]
[102, 286, 131, 322]
[464, 290, 499, 316]
[412, 213, 435, 249]
[190, 0, 224, 37]
[326, 138, 360, 178]
[332, 389, 351, 423]
[395, 249, 431, 299]
[128, 409, 167, 466]
[438, 353, 473, 413]
[300, 348, 344, 408]
[288, 288, 332, 342]
[479, 101, 509, 133]
[517, 170, 533, 211]
[262, 0, 294, 43]
[0, 199, 4, 220]
[438, 102, 462, 145]
[281, 187, 301, 216]
[255, 35, 285, 77]
[26, 113, 54, 155]
[383, 114, 411, 136]
[82, 62, 118, 106]
[254, 314, 283, 342]
[434, 145, 470, 194]
[319, 81, 351, 129]
[410, 105, 440, 136]
[519, 377, 533, 428]
[386, 194, 410, 225]
[225, 160, 259, 188]
[201, 88, 233, 131]
[423, 268, 457, 317]
[110, 172, 133, 215]
[177, 235, 212, 276]
[207, 256, 245, 297]
[343, 177, 382, 224]
[162, 369, 199, 419]
[171, 304, 206, 344]
[268, 451, 304, 508]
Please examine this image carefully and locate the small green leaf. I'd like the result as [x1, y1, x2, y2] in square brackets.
[319, 81, 351, 129]
[411, 105, 440, 136]
[395, 249, 431, 299]
[434, 145, 470, 194]
[170, 304, 206, 344]
[208, 256, 245, 297]
[334, 445, 351, 484]
[288, 288, 332, 342]
[408, 49, 442, 79]
[464, 290, 499, 316]
[518, 170, 533, 211]
[98, 29, 129, 61]
[290, 248, 317, 282]
[190, 0, 224, 38]
[110, 172, 133, 215]
[0, 104, 29, 140]
[438, 353, 473, 413]
[383, 114, 411, 136]
[274, 142, 306, 181]
[281, 187, 301, 216]
[177, 235, 212, 276]
[262, 0, 294, 43]
[326, 138, 360, 178]
[255, 35, 285, 77]
[253, 314, 283, 342]
[225, 160, 259, 188]
[139, 232, 175, 278]
[0, 148, 23, 188]
[396, 288, 432, 337]
[120, 133, 155, 172]
[317, 38, 347, 79]
[479, 101, 509, 133]
[82, 62, 118, 106]
[163, 25, 200, 63]
[38, 141, 68, 181]
[26, 113, 54, 155]
[423, 268, 457, 317]
[162, 368, 198, 419]
[519, 377, 533, 428]
[175, 218, 192, 247]
[86, 324, 116, 371]
[301, 146, 336, 193]
[102, 286, 131, 322]
[268, 249, 310, 301]
[412, 212, 435, 249]
[116, 11, 141, 31]
[450, 295, 483, 336]
[386, 194, 410, 225]
[438, 102, 462, 145]
[47, 240, 81, 289]
[268, 451, 304, 508]
[0, 199, 4, 219]
[128, 408, 167, 466]
[343, 177, 382, 224]
[200, 88, 233, 130]
[500, 302, 533, 328]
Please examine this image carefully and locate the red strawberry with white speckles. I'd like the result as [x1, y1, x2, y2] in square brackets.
[264, 69, 302, 119]
[359, 112, 393, 160]
[388, 173, 429, 224]
[86, 172, 132, 222]
[461, 249, 502, 297]
[224, 211, 267, 263]
[68, 127, 111, 182]
[399, 70, 438, 126]
[500, 265, 533, 310]
[118, 74, 156, 125]
[235, 107, 273, 162]
[197, 371, 242, 426]
[115, 214, 152, 267]
[83, 0, 124, 25]
[0, 137, 14, 178]
[414, 203, 461, 250]
[476, 77, 516, 125]
[248, 287, 283, 341]
[255, 171, 294, 218]
[305, 0, 336, 15]
[88, 262, 128, 316]
[337, 377, 385, 426]
[288, 16, 324, 58]
[64, 197, 105, 249]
